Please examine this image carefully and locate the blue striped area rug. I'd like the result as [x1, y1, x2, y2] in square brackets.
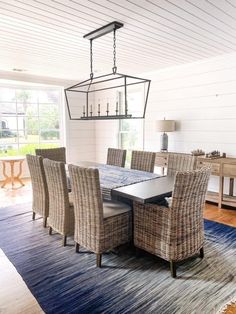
[0, 203, 236, 314]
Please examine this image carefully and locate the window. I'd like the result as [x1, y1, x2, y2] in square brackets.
[0, 85, 63, 157]
[118, 90, 144, 164]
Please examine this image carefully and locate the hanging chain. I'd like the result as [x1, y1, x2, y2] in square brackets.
[112, 29, 117, 74]
[90, 39, 94, 79]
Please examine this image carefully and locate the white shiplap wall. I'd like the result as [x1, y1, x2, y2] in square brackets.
[146, 52, 236, 192]
[95, 52, 236, 192]
[144, 52, 236, 156]
[95, 120, 119, 163]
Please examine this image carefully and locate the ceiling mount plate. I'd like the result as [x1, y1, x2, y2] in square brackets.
[83, 21, 124, 40]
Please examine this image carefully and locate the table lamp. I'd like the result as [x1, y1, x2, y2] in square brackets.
[156, 118, 175, 152]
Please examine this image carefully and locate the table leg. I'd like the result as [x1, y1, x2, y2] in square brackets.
[10, 161, 16, 188]
[219, 176, 224, 209]
[162, 167, 165, 176]
[229, 178, 234, 196]
[15, 160, 24, 187]
[1, 161, 10, 188]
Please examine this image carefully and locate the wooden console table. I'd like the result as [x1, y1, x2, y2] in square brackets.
[197, 156, 236, 208]
[155, 152, 236, 208]
[0, 156, 25, 189]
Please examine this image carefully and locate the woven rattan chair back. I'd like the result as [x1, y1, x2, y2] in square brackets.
[107, 148, 126, 167]
[133, 166, 211, 277]
[131, 150, 156, 172]
[68, 165, 103, 231]
[35, 147, 66, 163]
[69, 164, 131, 267]
[171, 166, 211, 234]
[26, 154, 49, 227]
[167, 153, 196, 177]
[43, 158, 74, 238]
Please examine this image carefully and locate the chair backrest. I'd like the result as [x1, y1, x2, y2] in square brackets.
[35, 147, 66, 163]
[171, 166, 211, 226]
[131, 150, 156, 172]
[107, 148, 126, 167]
[68, 165, 104, 235]
[43, 158, 71, 233]
[26, 154, 49, 217]
[167, 153, 196, 176]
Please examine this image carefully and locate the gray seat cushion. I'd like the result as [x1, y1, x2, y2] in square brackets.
[103, 200, 131, 218]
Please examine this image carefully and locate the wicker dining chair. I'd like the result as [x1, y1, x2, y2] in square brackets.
[131, 150, 156, 172]
[43, 158, 74, 246]
[68, 165, 132, 267]
[26, 154, 49, 227]
[35, 147, 66, 163]
[167, 153, 196, 177]
[107, 148, 126, 167]
[134, 166, 211, 278]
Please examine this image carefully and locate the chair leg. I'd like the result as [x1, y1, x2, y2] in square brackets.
[96, 253, 102, 267]
[62, 235, 67, 247]
[43, 217, 47, 228]
[32, 212, 35, 220]
[48, 226, 52, 235]
[170, 261, 177, 278]
[200, 247, 204, 259]
[75, 242, 80, 253]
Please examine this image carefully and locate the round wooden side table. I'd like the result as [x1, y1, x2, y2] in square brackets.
[0, 156, 25, 189]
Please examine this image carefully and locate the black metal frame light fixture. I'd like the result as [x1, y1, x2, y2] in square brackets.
[65, 22, 151, 120]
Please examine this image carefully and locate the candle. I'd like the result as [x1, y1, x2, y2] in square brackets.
[98, 103, 100, 114]
[106, 100, 109, 116]
[116, 101, 118, 114]
[90, 104, 93, 116]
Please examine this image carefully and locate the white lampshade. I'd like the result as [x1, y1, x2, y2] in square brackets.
[156, 120, 175, 132]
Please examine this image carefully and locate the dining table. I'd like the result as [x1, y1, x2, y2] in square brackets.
[70, 161, 174, 203]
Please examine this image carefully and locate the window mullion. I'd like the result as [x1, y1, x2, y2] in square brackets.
[15, 90, 20, 153]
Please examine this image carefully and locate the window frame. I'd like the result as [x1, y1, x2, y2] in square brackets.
[0, 83, 65, 155]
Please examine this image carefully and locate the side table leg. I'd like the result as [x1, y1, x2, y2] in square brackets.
[1, 161, 9, 188]
[10, 161, 15, 189]
[15, 160, 24, 187]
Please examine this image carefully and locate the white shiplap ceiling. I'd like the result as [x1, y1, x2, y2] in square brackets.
[1, 0, 236, 80]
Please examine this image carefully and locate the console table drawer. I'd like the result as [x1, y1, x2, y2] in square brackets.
[198, 161, 220, 176]
[155, 156, 168, 167]
[222, 163, 236, 178]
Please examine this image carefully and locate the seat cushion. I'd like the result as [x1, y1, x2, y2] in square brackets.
[103, 200, 131, 219]
[165, 197, 172, 208]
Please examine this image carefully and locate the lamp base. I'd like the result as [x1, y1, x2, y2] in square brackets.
[160, 132, 168, 152]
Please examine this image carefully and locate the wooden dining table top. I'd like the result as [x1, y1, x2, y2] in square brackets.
[67, 161, 174, 203]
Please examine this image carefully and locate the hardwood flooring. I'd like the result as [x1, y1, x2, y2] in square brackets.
[0, 249, 43, 314]
[204, 203, 236, 228]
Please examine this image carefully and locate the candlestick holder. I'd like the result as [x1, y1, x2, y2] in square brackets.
[115, 101, 118, 115]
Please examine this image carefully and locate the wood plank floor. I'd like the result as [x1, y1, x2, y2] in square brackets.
[0, 249, 44, 314]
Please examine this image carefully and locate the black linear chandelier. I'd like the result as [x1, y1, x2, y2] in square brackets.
[65, 22, 151, 120]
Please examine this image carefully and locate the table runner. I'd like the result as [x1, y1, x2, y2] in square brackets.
[94, 164, 160, 199]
